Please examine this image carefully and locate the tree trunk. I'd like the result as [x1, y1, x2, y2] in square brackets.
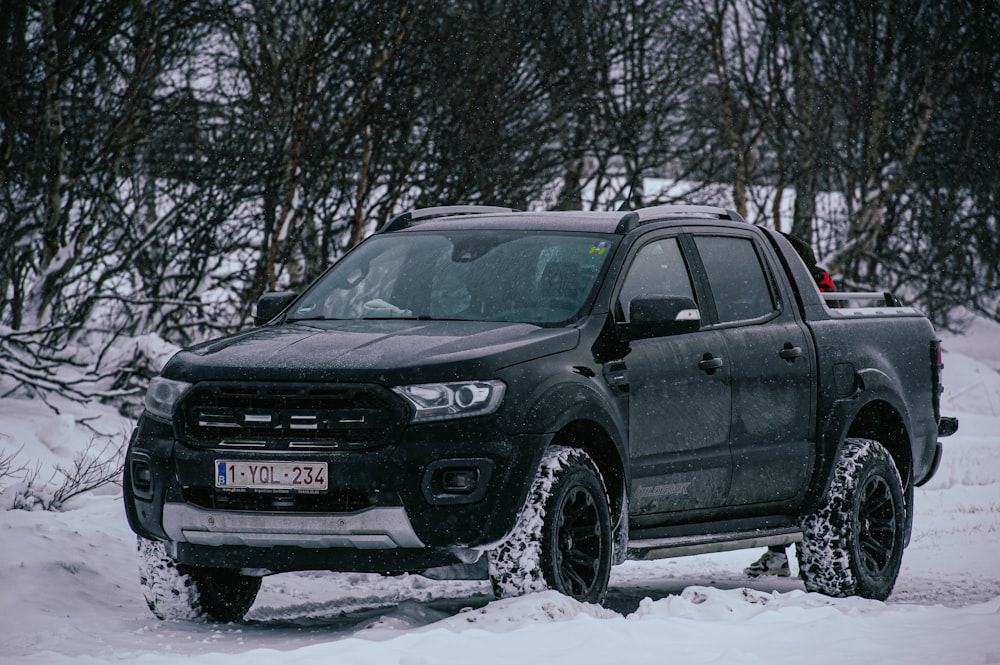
[28, 0, 67, 328]
[787, 0, 817, 243]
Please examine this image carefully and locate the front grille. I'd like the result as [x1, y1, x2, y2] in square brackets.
[177, 382, 408, 450]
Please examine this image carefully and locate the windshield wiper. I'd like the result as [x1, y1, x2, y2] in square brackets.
[363, 315, 432, 320]
[286, 316, 345, 322]
[289, 315, 475, 322]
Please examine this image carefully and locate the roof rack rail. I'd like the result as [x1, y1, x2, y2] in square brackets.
[380, 205, 519, 233]
[615, 205, 746, 234]
[822, 291, 904, 308]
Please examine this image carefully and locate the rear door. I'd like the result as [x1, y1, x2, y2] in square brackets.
[616, 234, 732, 514]
[689, 232, 815, 506]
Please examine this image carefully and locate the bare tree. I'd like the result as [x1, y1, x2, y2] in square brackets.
[823, 0, 974, 283]
[685, 0, 776, 219]
[762, 0, 835, 241]
[0, 1, 243, 395]
[2, 0, 997, 397]
[849, 1, 1000, 326]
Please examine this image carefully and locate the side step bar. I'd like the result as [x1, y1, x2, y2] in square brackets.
[627, 527, 803, 561]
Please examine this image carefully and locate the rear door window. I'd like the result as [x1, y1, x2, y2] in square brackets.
[693, 235, 776, 324]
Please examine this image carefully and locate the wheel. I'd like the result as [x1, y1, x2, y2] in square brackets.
[611, 492, 629, 566]
[902, 469, 914, 549]
[797, 438, 906, 600]
[487, 446, 613, 604]
[184, 567, 262, 623]
[137, 538, 202, 621]
[137, 537, 262, 622]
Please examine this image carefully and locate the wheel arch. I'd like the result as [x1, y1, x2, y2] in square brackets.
[817, 365, 916, 502]
[845, 399, 913, 489]
[511, 376, 627, 521]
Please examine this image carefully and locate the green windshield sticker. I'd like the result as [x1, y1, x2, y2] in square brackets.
[589, 241, 610, 255]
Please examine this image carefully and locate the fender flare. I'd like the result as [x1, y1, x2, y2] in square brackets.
[514, 378, 629, 525]
[810, 367, 914, 509]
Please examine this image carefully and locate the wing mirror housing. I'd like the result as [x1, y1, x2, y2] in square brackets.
[622, 295, 701, 340]
[254, 291, 298, 326]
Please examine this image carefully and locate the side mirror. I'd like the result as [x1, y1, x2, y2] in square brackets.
[622, 295, 701, 340]
[254, 291, 298, 326]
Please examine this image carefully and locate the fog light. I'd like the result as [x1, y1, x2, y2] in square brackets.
[441, 468, 479, 494]
[131, 458, 154, 500]
[422, 459, 494, 505]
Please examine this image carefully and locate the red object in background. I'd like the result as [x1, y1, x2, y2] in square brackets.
[817, 270, 836, 293]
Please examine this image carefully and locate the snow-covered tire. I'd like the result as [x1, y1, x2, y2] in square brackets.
[487, 446, 612, 604]
[797, 438, 906, 600]
[138, 537, 203, 621]
[137, 537, 261, 622]
[611, 492, 629, 566]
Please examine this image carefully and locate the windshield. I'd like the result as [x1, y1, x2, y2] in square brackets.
[288, 230, 618, 325]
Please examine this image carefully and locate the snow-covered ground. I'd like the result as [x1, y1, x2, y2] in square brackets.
[1, 320, 999, 664]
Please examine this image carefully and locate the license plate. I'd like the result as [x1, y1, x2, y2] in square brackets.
[215, 460, 328, 491]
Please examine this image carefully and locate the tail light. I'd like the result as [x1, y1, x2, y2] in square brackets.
[930, 339, 944, 423]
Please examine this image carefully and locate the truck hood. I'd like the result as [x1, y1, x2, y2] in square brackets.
[161, 319, 580, 384]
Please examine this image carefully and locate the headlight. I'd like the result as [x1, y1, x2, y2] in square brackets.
[392, 380, 506, 422]
[144, 377, 192, 420]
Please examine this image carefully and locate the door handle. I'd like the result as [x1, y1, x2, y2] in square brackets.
[698, 353, 724, 374]
[779, 343, 803, 362]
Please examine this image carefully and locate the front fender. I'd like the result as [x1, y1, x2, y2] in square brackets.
[524, 381, 624, 440]
[496, 364, 630, 520]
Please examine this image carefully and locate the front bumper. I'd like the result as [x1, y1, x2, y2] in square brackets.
[124, 412, 547, 571]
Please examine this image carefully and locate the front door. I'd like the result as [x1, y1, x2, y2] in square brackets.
[616, 235, 732, 514]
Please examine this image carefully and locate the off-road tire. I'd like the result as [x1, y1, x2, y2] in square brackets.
[611, 492, 629, 566]
[487, 446, 612, 604]
[797, 438, 906, 600]
[137, 537, 261, 622]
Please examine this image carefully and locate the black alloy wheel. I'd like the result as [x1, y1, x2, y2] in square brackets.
[549, 483, 605, 598]
[854, 472, 898, 580]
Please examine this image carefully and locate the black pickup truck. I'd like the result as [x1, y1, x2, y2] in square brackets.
[124, 204, 957, 621]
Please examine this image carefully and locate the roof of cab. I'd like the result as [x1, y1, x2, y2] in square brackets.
[379, 204, 746, 235]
